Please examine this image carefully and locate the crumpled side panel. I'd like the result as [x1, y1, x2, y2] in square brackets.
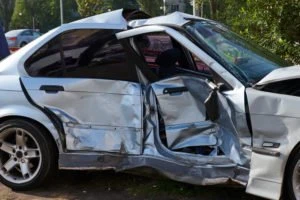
[59, 74, 249, 186]
[151, 77, 207, 125]
[166, 122, 217, 150]
[65, 125, 141, 154]
[151, 76, 247, 165]
[246, 88, 300, 200]
[60, 152, 249, 186]
[23, 78, 143, 154]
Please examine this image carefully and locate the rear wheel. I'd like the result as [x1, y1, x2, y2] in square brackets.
[0, 119, 56, 190]
[286, 149, 300, 200]
[20, 42, 27, 47]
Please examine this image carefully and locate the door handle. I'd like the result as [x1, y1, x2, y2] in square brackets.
[40, 85, 64, 93]
[163, 87, 188, 95]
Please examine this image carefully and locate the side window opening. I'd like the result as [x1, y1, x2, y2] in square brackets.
[21, 30, 32, 36]
[133, 32, 212, 81]
[25, 29, 138, 82]
[191, 53, 211, 74]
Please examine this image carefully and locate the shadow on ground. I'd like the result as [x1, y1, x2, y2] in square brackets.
[0, 170, 266, 200]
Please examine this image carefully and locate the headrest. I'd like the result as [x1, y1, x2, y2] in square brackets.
[155, 48, 181, 67]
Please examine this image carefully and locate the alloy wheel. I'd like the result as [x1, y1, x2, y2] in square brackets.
[0, 128, 42, 184]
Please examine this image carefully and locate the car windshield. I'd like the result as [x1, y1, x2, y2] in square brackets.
[185, 20, 291, 84]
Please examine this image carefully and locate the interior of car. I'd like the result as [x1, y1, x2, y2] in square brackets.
[133, 32, 212, 81]
[132, 32, 228, 157]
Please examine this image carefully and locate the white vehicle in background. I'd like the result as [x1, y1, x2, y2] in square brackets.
[5, 29, 41, 51]
[0, 9, 300, 200]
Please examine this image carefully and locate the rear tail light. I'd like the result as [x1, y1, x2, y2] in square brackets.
[7, 37, 17, 41]
[9, 47, 20, 52]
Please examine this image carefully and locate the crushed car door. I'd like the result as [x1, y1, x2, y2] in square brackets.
[20, 28, 143, 155]
[117, 26, 246, 164]
[151, 75, 244, 163]
[152, 76, 219, 151]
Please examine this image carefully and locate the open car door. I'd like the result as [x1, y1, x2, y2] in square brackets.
[117, 25, 247, 165]
[151, 76, 219, 152]
[149, 75, 246, 164]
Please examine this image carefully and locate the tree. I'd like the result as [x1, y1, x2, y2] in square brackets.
[137, 0, 163, 16]
[195, 0, 300, 64]
[11, 0, 79, 32]
[10, 0, 31, 29]
[106, 0, 139, 10]
[279, 1, 300, 43]
[0, 0, 16, 31]
[76, 0, 139, 17]
[184, 0, 193, 14]
[76, 0, 106, 17]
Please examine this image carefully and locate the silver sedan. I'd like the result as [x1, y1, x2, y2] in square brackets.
[5, 29, 40, 50]
[0, 9, 299, 200]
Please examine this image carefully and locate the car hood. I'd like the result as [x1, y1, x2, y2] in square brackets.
[255, 65, 300, 86]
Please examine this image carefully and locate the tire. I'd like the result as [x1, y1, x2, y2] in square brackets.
[0, 119, 57, 190]
[285, 148, 300, 200]
[20, 42, 27, 47]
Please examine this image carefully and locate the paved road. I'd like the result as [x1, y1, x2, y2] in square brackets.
[0, 171, 266, 200]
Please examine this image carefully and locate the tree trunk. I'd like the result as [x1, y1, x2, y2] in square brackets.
[0, 0, 16, 31]
[209, 0, 217, 19]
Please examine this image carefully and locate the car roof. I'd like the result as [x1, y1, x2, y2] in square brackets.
[0, 9, 206, 76]
[5, 29, 29, 37]
[70, 9, 204, 30]
[129, 11, 203, 27]
[71, 9, 128, 29]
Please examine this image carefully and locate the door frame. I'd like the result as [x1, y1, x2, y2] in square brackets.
[116, 25, 244, 89]
[116, 24, 252, 146]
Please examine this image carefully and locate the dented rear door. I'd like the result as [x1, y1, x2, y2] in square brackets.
[21, 28, 143, 155]
[22, 78, 143, 154]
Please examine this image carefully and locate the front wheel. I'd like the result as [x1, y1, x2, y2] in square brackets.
[0, 119, 56, 190]
[286, 149, 300, 200]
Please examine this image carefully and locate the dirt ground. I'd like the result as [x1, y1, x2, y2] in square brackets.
[0, 170, 266, 200]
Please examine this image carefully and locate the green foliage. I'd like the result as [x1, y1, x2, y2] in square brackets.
[6, 0, 300, 64]
[106, 0, 139, 10]
[76, 0, 139, 17]
[196, 0, 300, 64]
[0, 0, 15, 31]
[184, 0, 193, 14]
[76, 0, 106, 17]
[10, 0, 31, 29]
[279, 1, 300, 42]
[11, 0, 79, 32]
[136, 0, 163, 16]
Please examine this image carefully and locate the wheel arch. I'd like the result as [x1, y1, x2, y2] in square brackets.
[19, 41, 27, 47]
[0, 108, 64, 153]
[282, 141, 300, 198]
